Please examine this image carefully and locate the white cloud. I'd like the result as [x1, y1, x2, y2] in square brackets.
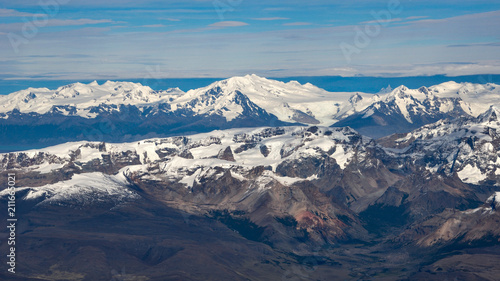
[405, 16, 428, 20]
[0, 8, 43, 18]
[208, 21, 249, 27]
[361, 18, 402, 24]
[141, 24, 167, 28]
[46, 19, 114, 27]
[252, 17, 289, 21]
[0, 19, 114, 34]
[1, 7, 499, 79]
[314, 61, 500, 77]
[283, 22, 312, 26]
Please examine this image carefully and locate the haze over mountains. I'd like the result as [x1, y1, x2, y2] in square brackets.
[1, 75, 500, 280]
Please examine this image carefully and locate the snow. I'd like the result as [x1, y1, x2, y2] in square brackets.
[172, 74, 355, 125]
[464, 192, 500, 215]
[190, 144, 224, 159]
[428, 82, 500, 116]
[0, 172, 138, 204]
[384, 104, 500, 187]
[0, 126, 364, 197]
[33, 162, 66, 174]
[1, 75, 500, 126]
[362, 108, 375, 119]
[439, 100, 455, 113]
[230, 170, 247, 181]
[394, 95, 412, 123]
[134, 141, 161, 163]
[0, 81, 184, 118]
[330, 145, 353, 169]
[487, 192, 500, 208]
[463, 207, 482, 215]
[179, 168, 203, 188]
[4, 126, 359, 172]
[269, 172, 318, 186]
[78, 146, 104, 162]
[457, 164, 487, 184]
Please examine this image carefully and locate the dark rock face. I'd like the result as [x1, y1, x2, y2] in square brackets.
[217, 146, 235, 162]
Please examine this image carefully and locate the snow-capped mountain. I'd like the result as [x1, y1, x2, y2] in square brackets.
[1, 75, 500, 150]
[2, 75, 499, 122]
[176, 74, 374, 125]
[0, 126, 377, 247]
[3, 121, 499, 218]
[0, 126, 368, 193]
[0, 80, 184, 118]
[381, 106, 500, 185]
[333, 83, 500, 137]
[2, 122, 500, 279]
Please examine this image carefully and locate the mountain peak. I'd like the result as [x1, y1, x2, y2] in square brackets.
[386, 85, 414, 100]
[478, 105, 500, 123]
[379, 85, 392, 94]
[225, 74, 271, 86]
[349, 93, 363, 104]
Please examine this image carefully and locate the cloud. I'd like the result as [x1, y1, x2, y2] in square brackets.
[0, 19, 114, 34]
[283, 22, 312, 26]
[208, 21, 249, 27]
[2, 4, 500, 80]
[448, 42, 500, 48]
[141, 24, 167, 28]
[263, 7, 293, 12]
[405, 10, 500, 26]
[388, 10, 500, 41]
[361, 18, 403, 24]
[252, 17, 289, 21]
[46, 19, 114, 27]
[0, 8, 42, 18]
[405, 16, 429, 20]
[316, 61, 500, 77]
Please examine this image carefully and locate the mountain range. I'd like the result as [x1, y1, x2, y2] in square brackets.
[1, 76, 500, 280]
[1, 75, 500, 151]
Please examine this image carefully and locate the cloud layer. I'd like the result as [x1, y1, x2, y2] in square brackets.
[1, 1, 500, 79]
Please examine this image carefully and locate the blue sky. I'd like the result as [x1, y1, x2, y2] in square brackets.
[1, 0, 500, 79]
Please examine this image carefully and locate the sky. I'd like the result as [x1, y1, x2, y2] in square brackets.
[1, 0, 500, 80]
